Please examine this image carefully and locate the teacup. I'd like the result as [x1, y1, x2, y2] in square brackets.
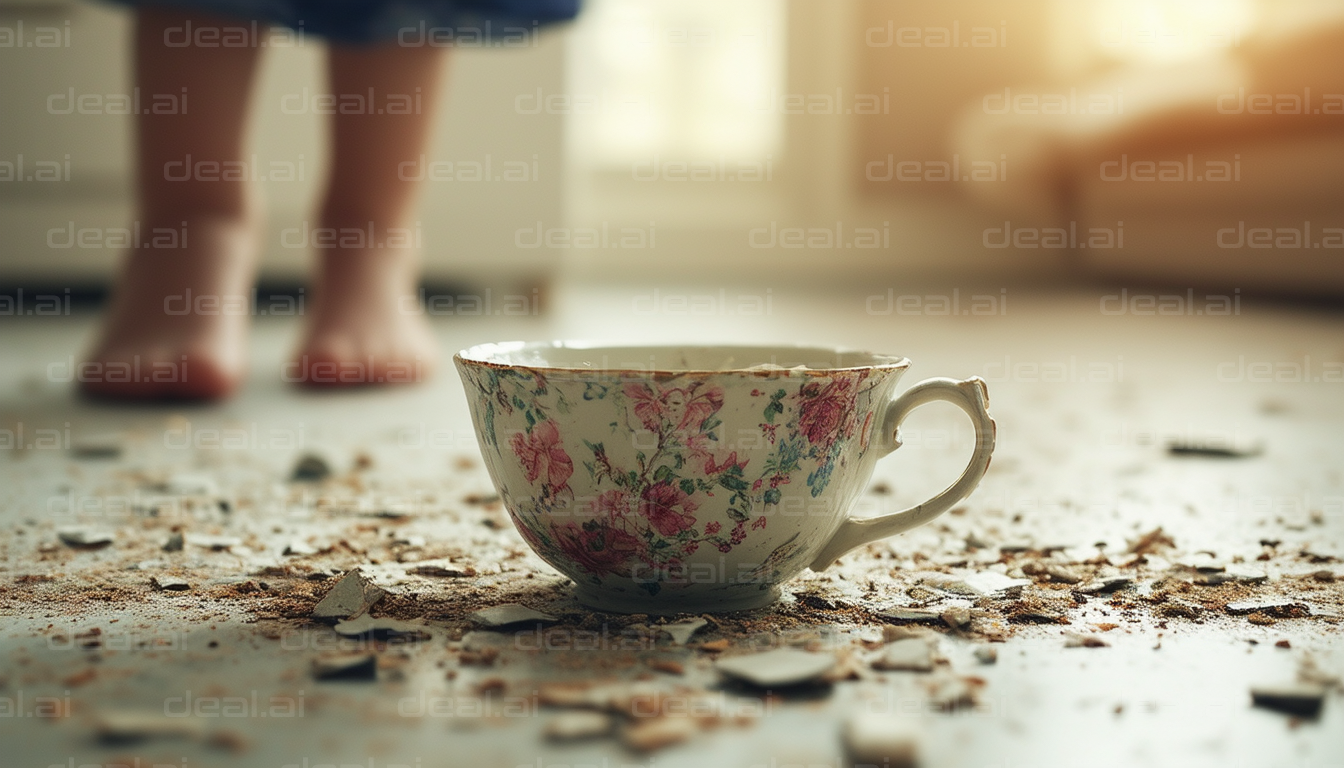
[455, 342, 995, 614]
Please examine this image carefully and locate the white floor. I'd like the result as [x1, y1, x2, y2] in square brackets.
[1, 279, 1342, 768]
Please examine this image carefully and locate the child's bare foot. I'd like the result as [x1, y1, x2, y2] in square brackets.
[82, 218, 259, 401]
[290, 250, 438, 387]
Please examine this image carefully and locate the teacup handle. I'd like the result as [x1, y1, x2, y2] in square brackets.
[808, 377, 996, 571]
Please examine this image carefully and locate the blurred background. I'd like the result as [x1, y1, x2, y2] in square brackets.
[2, 0, 1342, 298]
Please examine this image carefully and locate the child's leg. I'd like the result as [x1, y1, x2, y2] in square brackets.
[291, 44, 448, 387]
[83, 8, 264, 400]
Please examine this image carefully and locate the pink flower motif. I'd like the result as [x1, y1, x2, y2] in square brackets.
[751, 516, 767, 530]
[510, 420, 573, 492]
[639, 481, 698, 537]
[751, 479, 763, 492]
[704, 451, 747, 476]
[798, 377, 858, 447]
[591, 489, 631, 521]
[704, 520, 721, 535]
[624, 382, 723, 433]
[554, 521, 640, 577]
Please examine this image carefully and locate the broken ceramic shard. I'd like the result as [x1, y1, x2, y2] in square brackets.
[1063, 633, 1109, 648]
[881, 607, 942, 625]
[941, 606, 972, 629]
[283, 541, 318, 556]
[544, 711, 614, 742]
[332, 615, 428, 640]
[927, 674, 983, 711]
[973, 646, 998, 665]
[1250, 683, 1326, 717]
[716, 648, 835, 688]
[312, 569, 385, 621]
[1226, 599, 1308, 616]
[408, 561, 476, 577]
[150, 576, 190, 592]
[470, 604, 559, 629]
[1198, 564, 1267, 585]
[162, 532, 184, 552]
[290, 453, 332, 482]
[872, 638, 934, 672]
[95, 709, 205, 744]
[189, 534, 242, 551]
[1077, 575, 1132, 594]
[658, 617, 708, 645]
[947, 571, 1031, 598]
[70, 434, 124, 459]
[312, 653, 377, 681]
[844, 713, 919, 768]
[1043, 564, 1083, 584]
[1167, 435, 1263, 458]
[58, 528, 114, 548]
[622, 716, 698, 752]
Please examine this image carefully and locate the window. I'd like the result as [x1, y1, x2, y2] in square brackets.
[1054, 0, 1257, 72]
[567, 0, 787, 173]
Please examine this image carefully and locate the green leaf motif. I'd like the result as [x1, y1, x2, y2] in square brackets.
[764, 487, 782, 506]
[679, 478, 696, 496]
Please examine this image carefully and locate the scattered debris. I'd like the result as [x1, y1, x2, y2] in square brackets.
[973, 646, 998, 665]
[190, 534, 243, 551]
[881, 625, 921, 643]
[70, 434, 124, 459]
[1077, 575, 1133, 594]
[1128, 528, 1175, 555]
[312, 653, 377, 681]
[1250, 684, 1326, 718]
[459, 645, 500, 666]
[1226, 599, 1309, 617]
[622, 716, 698, 752]
[470, 604, 559, 630]
[1064, 633, 1109, 648]
[1197, 565, 1268, 586]
[162, 532, 184, 552]
[843, 712, 918, 768]
[332, 615, 428, 640]
[872, 638, 934, 672]
[544, 711, 614, 742]
[1167, 436, 1263, 458]
[282, 541, 318, 556]
[716, 648, 835, 688]
[647, 659, 685, 675]
[58, 528, 114, 548]
[926, 674, 985, 711]
[1021, 562, 1083, 584]
[408, 562, 477, 578]
[941, 606, 972, 630]
[166, 474, 219, 496]
[150, 576, 190, 592]
[882, 607, 943, 625]
[931, 571, 1030, 598]
[658, 617, 708, 645]
[290, 453, 333, 482]
[1156, 600, 1203, 620]
[95, 710, 205, 744]
[312, 569, 385, 621]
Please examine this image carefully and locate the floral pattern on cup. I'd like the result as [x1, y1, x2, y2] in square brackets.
[461, 365, 876, 595]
